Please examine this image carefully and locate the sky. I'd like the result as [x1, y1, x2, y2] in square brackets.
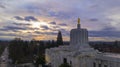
[0, 0, 120, 41]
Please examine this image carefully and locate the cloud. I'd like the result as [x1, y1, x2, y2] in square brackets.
[49, 22, 56, 25]
[13, 23, 31, 26]
[59, 29, 69, 36]
[0, 33, 16, 36]
[14, 16, 38, 21]
[1, 0, 120, 41]
[0, 2, 6, 9]
[89, 25, 120, 38]
[89, 18, 98, 22]
[24, 16, 38, 21]
[102, 26, 116, 31]
[35, 31, 58, 35]
[0, 25, 39, 32]
[0, 4, 6, 9]
[2, 26, 27, 31]
[14, 16, 24, 20]
[40, 25, 50, 30]
[34, 31, 41, 34]
[48, 11, 72, 19]
[58, 23, 67, 26]
[89, 31, 120, 38]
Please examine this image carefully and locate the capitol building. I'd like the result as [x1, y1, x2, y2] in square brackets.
[45, 18, 120, 67]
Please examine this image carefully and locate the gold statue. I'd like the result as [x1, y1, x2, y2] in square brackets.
[78, 18, 80, 24]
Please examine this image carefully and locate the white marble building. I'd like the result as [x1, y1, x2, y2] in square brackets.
[45, 18, 120, 67]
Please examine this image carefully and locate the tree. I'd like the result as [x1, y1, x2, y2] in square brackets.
[59, 63, 71, 67]
[56, 31, 63, 45]
[34, 55, 45, 67]
[8, 38, 30, 63]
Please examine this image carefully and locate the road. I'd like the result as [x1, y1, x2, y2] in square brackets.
[0, 47, 11, 67]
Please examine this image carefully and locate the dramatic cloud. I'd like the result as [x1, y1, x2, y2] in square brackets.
[34, 31, 41, 34]
[49, 22, 56, 25]
[0, 2, 6, 9]
[0, 25, 39, 32]
[13, 23, 31, 26]
[40, 25, 50, 30]
[0, 4, 6, 9]
[14, 16, 38, 21]
[59, 29, 69, 36]
[24, 16, 38, 21]
[89, 24, 120, 38]
[14, 16, 24, 20]
[102, 26, 116, 31]
[0, 0, 120, 41]
[48, 11, 71, 19]
[89, 31, 120, 37]
[0, 33, 16, 36]
[2, 26, 27, 31]
[34, 31, 57, 35]
[89, 18, 98, 22]
[58, 23, 67, 26]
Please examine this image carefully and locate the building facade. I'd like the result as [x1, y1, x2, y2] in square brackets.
[45, 18, 120, 67]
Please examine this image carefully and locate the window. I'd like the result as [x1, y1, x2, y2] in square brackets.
[99, 64, 101, 67]
[70, 61, 72, 65]
[93, 62, 96, 67]
[63, 58, 67, 63]
[104, 65, 108, 67]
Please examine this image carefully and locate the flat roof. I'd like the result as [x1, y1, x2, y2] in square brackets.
[103, 53, 120, 58]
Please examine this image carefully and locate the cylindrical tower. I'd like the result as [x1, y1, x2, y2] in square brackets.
[70, 18, 88, 46]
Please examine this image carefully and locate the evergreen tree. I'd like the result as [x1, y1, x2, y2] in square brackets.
[56, 31, 63, 45]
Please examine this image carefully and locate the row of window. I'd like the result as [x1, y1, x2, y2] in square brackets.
[93, 62, 108, 67]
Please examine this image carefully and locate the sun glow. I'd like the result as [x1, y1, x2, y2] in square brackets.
[31, 21, 48, 28]
[32, 22, 40, 28]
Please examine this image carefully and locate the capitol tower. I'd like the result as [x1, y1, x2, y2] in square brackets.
[70, 18, 88, 47]
[45, 18, 120, 67]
